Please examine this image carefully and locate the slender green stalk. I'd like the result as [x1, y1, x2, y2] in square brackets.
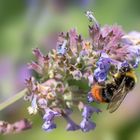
[0, 88, 27, 111]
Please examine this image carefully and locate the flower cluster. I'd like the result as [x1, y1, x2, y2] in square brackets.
[0, 119, 31, 134]
[25, 11, 140, 132]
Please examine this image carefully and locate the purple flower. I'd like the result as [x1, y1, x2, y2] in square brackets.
[97, 58, 110, 71]
[121, 37, 133, 45]
[0, 119, 32, 134]
[56, 40, 68, 55]
[80, 105, 101, 132]
[42, 121, 56, 132]
[82, 105, 101, 119]
[94, 53, 111, 83]
[87, 92, 94, 103]
[25, 11, 140, 133]
[118, 61, 132, 72]
[43, 112, 54, 122]
[43, 109, 60, 122]
[89, 23, 100, 44]
[127, 45, 140, 68]
[42, 109, 60, 132]
[96, 53, 111, 72]
[101, 25, 124, 48]
[134, 50, 140, 68]
[94, 68, 107, 83]
[71, 70, 82, 80]
[80, 118, 96, 132]
[30, 48, 49, 73]
[13, 119, 32, 132]
[38, 98, 47, 109]
[80, 50, 88, 56]
[120, 61, 129, 68]
[33, 48, 49, 67]
[28, 61, 42, 74]
[69, 29, 77, 46]
[128, 31, 140, 40]
[33, 48, 43, 64]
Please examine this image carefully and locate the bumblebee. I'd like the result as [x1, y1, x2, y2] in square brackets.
[91, 63, 137, 113]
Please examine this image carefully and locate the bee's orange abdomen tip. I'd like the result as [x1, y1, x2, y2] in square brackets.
[91, 84, 105, 102]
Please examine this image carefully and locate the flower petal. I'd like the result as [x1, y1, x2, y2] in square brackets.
[80, 118, 96, 132]
[42, 121, 56, 132]
[82, 105, 101, 119]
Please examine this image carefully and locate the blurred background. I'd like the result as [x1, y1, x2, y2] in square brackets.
[0, 0, 140, 140]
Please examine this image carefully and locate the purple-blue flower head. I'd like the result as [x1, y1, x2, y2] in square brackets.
[96, 53, 111, 72]
[80, 118, 96, 132]
[94, 53, 111, 83]
[121, 61, 129, 67]
[42, 108, 60, 132]
[80, 105, 101, 132]
[94, 68, 107, 83]
[43, 109, 60, 122]
[118, 61, 131, 72]
[82, 105, 101, 119]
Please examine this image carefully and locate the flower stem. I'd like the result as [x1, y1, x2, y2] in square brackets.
[0, 88, 27, 111]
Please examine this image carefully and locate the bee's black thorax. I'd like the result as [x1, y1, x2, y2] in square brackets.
[124, 76, 135, 89]
[102, 83, 117, 103]
[101, 70, 136, 103]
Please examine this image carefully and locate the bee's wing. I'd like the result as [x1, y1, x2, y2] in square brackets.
[107, 78, 129, 113]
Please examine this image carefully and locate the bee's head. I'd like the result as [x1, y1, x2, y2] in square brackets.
[119, 61, 131, 73]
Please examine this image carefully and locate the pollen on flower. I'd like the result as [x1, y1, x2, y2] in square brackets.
[27, 106, 38, 115]
[25, 11, 140, 133]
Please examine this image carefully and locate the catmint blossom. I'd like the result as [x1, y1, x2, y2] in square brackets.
[42, 109, 60, 132]
[94, 52, 112, 83]
[0, 119, 31, 134]
[80, 118, 96, 132]
[25, 11, 140, 133]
